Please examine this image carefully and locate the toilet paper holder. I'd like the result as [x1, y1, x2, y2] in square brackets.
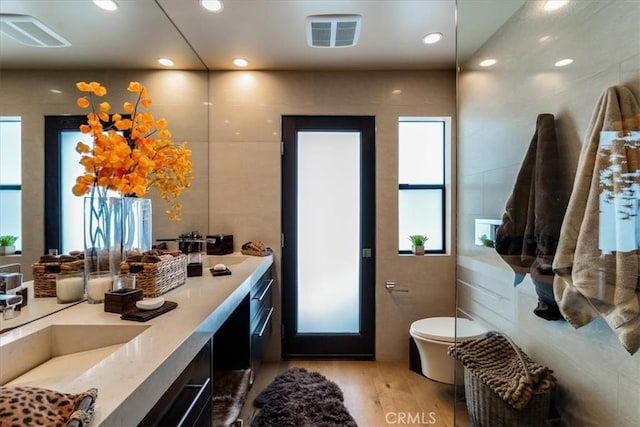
[385, 281, 409, 292]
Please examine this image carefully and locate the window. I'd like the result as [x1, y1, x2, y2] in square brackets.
[44, 116, 122, 254]
[398, 117, 449, 254]
[0, 117, 22, 252]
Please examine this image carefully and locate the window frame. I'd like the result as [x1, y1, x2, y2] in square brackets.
[45, 115, 131, 254]
[0, 116, 22, 253]
[398, 117, 448, 255]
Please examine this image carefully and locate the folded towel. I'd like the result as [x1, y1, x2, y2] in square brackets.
[0, 386, 97, 426]
[448, 332, 556, 410]
[553, 85, 640, 354]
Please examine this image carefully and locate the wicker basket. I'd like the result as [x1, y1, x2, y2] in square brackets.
[463, 333, 553, 427]
[119, 254, 187, 298]
[240, 248, 273, 257]
[32, 259, 84, 298]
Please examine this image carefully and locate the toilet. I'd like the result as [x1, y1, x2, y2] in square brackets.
[409, 317, 486, 385]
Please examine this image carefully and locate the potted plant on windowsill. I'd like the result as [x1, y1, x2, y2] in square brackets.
[408, 234, 428, 255]
[0, 235, 18, 255]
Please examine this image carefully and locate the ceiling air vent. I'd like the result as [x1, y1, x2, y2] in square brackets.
[0, 14, 71, 48]
[306, 14, 361, 48]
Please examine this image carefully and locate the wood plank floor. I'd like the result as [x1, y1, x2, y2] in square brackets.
[238, 360, 471, 427]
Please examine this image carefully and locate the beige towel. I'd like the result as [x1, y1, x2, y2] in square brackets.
[553, 85, 640, 354]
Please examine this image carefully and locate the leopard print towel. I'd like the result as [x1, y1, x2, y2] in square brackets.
[0, 386, 97, 426]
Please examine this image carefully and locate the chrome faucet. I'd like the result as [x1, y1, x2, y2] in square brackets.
[0, 266, 24, 320]
[0, 294, 22, 320]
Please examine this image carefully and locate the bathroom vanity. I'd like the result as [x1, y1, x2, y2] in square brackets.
[0, 253, 273, 426]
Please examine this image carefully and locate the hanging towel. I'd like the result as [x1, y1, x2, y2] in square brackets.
[553, 85, 640, 355]
[495, 113, 569, 320]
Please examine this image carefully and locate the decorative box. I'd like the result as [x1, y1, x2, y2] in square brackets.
[207, 234, 234, 255]
[104, 288, 143, 314]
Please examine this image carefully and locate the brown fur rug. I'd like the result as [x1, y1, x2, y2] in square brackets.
[252, 367, 357, 427]
[211, 369, 252, 427]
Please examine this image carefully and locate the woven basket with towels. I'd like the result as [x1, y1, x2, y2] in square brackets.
[448, 331, 556, 427]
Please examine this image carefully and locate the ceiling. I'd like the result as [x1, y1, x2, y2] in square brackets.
[0, 0, 524, 71]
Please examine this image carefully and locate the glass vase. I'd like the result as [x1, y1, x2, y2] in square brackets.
[84, 196, 114, 277]
[110, 197, 152, 274]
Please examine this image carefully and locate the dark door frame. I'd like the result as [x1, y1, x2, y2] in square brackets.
[281, 115, 375, 359]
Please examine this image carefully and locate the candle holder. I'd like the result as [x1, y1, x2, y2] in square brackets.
[86, 271, 114, 304]
[114, 273, 136, 291]
[55, 271, 85, 304]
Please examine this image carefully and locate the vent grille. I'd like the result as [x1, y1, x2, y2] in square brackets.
[0, 14, 70, 48]
[306, 14, 361, 48]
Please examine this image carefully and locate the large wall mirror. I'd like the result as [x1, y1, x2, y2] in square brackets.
[0, 0, 209, 332]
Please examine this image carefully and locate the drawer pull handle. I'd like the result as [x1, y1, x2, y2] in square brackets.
[255, 279, 273, 302]
[254, 307, 274, 338]
[177, 377, 211, 427]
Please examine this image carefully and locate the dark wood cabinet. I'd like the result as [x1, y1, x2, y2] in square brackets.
[140, 338, 213, 427]
[250, 266, 273, 382]
[142, 262, 274, 426]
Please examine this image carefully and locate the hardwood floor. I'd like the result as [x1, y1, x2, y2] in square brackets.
[238, 360, 471, 427]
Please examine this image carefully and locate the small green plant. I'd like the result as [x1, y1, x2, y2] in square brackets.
[408, 235, 429, 246]
[479, 234, 494, 248]
[0, 235, 18, 246]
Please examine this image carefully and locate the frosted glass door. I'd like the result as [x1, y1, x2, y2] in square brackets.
[297, 131, 361, 333]
[281, 115, 374, 358]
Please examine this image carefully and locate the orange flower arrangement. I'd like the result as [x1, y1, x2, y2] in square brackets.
[73, 81, 193, 220]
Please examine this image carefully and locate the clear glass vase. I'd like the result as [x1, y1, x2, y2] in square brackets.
[110, 197, 152, 274]
[84, 195, 113, 276]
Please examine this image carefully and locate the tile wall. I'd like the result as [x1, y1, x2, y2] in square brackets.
[208, 70, 457, 361]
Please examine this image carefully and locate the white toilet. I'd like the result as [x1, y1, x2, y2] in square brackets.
[409, 317, 486, 385]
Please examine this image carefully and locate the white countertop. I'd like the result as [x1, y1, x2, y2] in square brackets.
[0, 253, 273, 426]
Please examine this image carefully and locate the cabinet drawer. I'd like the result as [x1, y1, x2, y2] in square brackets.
[251, 279, 272, 329]
[250, 266, 272, 299]
[251, 306, 274, 375]
[141, 339, 212, 427]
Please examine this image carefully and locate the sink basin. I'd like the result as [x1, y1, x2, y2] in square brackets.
[0, 323, 149, 388]
[204, 254, 249, 267]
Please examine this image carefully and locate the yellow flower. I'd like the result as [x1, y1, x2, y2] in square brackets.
[74, 80, 193, 220]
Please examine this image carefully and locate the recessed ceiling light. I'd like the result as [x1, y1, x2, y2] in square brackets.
[93, 0, 119, 11]
[200, 0, 224, 12]
[233, 58, 249, 67]
[157, 57, 175, 67]
[422, 32, 443, 44]
[543, 0, 569, 11]
[479, 58, 497, 67]
[554, 58, 573, 67]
